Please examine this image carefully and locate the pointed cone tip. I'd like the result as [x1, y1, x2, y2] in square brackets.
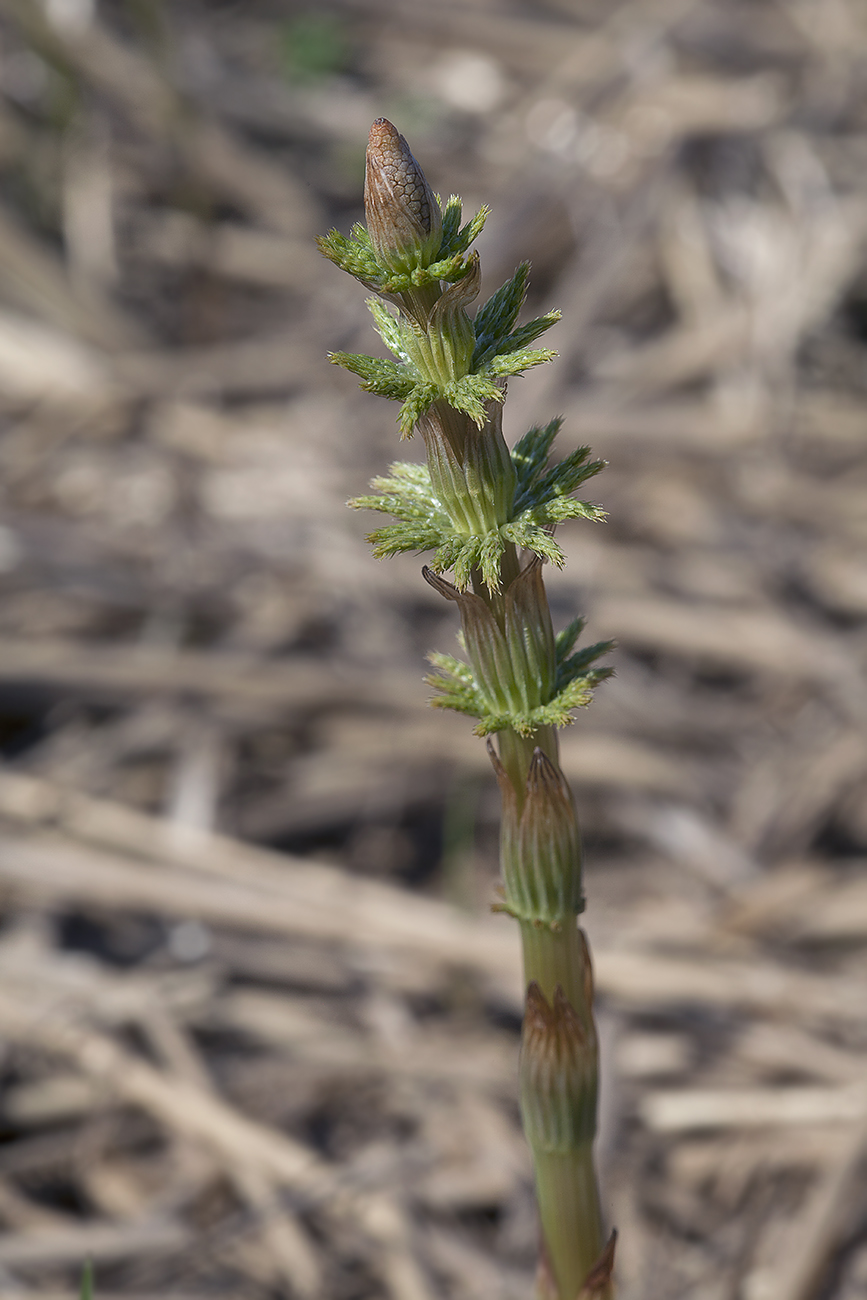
[524, 979, 552, 1026]
[529, 745, 557, 776]
[364, 119, 441, 269]
[552, 982, 571, 1015]
[551, 983, 585, 1040]
[368, 117, 400, 144]
[525, 746, 570, 802]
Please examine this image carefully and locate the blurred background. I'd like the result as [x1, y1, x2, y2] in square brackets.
[0, 0, 865, 1297]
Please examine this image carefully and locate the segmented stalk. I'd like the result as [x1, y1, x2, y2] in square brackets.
[318, 118, 615, 1300]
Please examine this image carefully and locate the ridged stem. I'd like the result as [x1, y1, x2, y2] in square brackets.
[482, 574, 604, 1298]
[334, 118, 612, 1300]
[534, 1146, 603, 1300]
[464, 514, 604, 1300]
[519, 921, 604, 1298]
[519, 920, 591, 1025]
[497, 722, 558, 808]
[421, 399, 517, 541]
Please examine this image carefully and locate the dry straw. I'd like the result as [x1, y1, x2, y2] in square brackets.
[319, 119, 616, 1300]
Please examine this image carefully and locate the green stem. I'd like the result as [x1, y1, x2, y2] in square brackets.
[472, 541, 558, 801]
[326, 118, 614, 1300]
[534, 1145, 603, 1300]
[484, 557, 603, 1296]
[521, 921, 604, 1298]
[497, 724, 559, 811]
[519, 919, 588, 1021]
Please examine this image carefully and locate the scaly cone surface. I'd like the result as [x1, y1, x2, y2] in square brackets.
[318, 118, 616, 1300]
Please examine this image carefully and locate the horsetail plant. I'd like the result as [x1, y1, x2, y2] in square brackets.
[319, 120, 616, 1300]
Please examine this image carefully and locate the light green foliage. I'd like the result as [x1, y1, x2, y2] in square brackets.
[350, 418, 607, 586]
[367, 297, 408, 356]
[316, 223, 381, 286]
[323, 217, 561, 431]
[331, 331, 545, 433]
[327, 352, 415, 402]
[426, 619, 612, 738]
[437, 197, 490, 259]
[315, 197, 488, 302]
[473, 262, 531, 358]
[436, 373, 503, 429]
[486, 344, 559, 379]
[472, 262, 561, 368]
[399, 381, 446, 433]
[350, 462, 453, 557]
